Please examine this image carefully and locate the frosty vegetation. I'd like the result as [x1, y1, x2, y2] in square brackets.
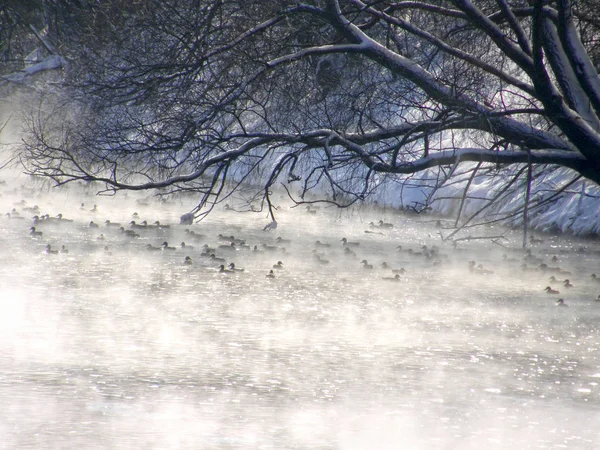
[1, 0, 600, 235]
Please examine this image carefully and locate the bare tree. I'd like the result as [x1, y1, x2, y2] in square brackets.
[15, 0, 600, 223]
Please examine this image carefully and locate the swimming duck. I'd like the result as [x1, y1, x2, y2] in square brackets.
[315, 240, 330, 248]
[60, 245, 69, 254]
[129, 220, 146, 229]
[341, 237, 360, 247]
[343, 247, 356, 258]
[556, 298, 568, 307]
[276, 236, 291, 244]
[132, 212, 140, 219]
[218, 264, 234, 274]
[161, 241, 176, 251]
[105, 220, 121, 227]
[183, 256, 193, 265]
[596, 294, 600, 302]
[140, 220, 158, 229]
[90, 205, 98, 212]
[563, 279, 573, 288]
[29, 226, 43, 237]
[56, 213, 73, 222]
[378, 220, 394, 229]
[312, 251, 329, 265]
[392, 267, 406, 274]
[181, 242, 194, 250]
[97, 234, 106, 241]
[591, 274, 600, 283]
[119, 227, 140, 238]
[208, 254, 226, 263]
[306, 206, 317, 215]
[44, 244, 58, 254]
[202, 244, 216, 254]
[273, 261, 284, 269]
[544, 286, 560, 294]
[228, 262, 244, 272]
[549, 275, 560, 284]
[5, 212, 25, 220]
[89, 221, 99, 228]
[185, 229, 206, 240]
[218, 242, 237, 251]
[361, 260, 374, 269]
[154, 221, 170, 229]
[146, 244, 161, 251]
[266, 270, 275, 278]
[382, 274, 401, 281]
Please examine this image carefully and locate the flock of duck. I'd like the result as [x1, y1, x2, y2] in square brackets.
[4, 192, 600, 308]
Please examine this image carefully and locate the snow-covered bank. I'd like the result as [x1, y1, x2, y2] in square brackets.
[373, 164, 600, 237]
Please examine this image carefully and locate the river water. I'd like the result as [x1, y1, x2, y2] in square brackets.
[1, 181, 600, 449]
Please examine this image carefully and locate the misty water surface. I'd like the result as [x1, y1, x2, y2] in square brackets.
[1, 181, 600, 449]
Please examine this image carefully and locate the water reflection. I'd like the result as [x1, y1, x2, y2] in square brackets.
[1, 183, 600, 449]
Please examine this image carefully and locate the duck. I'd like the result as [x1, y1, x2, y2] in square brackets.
[119, 227, 140, 238]
[343, 247, 356, 258]
[44, 244, 58, 254]
[29, 226, 43, 237]
[341, 237, 360, 247]
[140, 220, 158, 229]
[89, 221, 99, 229]
[129, 220, 146, 229]
[313, 252, 329, 265]
[218, 242, 237, 251]
[266, 270, 275, 278]
[55, 213, 73, 222]
[596, 294, 600, 302]
[306, 205, 317, 215]
[218, 264, 234, 274]
[202, 244, 216, 254]
[549, 275, 560, 284]
[183, 256, 193, 265]
[104, 219, 121, 227]
[563, 279, 573, 288]
[315, 240, 330, 248]
[146, 244, 161, 251]
[392, 267, 406, 274]
[154, 221, 170, 229]
[378, 220, 394, 229]
[60, 245, 69, 254]
[208, 254, 226, 263]
[185, 229, 206, 240]
[161, 241, 176, 251]
[5, 212, 25, 220]
[591, 274, 600, 283]
[361, 259, 374, 269]
[181, 242, 194, 250]
[228, 262, 244, 272]
[544, 286, 560, 294]
[382, 274, 401, 281]
[556, 298, 568, 307]
[530, 235, 544, 244]
[276, 236, 291, 244]
[97, 234, 106, 241]
[273, 261, 284, 269]
[90, 204, 98, 212]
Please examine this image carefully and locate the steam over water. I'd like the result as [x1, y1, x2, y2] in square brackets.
[1, 181, 600, 449]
